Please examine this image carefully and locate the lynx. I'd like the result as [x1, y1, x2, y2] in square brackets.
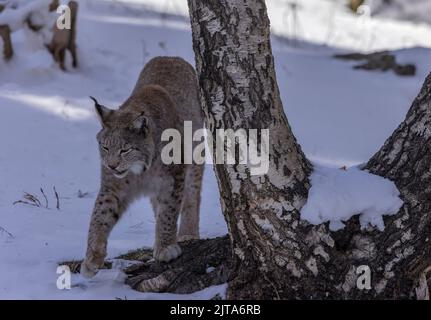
[81, 57, 204, 278]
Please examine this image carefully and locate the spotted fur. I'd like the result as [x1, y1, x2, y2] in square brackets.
[81, 57, 204, 278]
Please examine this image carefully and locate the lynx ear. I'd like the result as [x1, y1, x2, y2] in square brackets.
[90, 96, 112, 126]
[130, 113, 149, 135]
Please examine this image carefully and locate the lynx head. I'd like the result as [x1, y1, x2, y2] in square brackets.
[91, 97, 155, 179]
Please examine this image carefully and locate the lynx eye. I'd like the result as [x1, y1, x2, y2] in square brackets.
[101, 145, 109, 152]
[120, 148, 132, 155]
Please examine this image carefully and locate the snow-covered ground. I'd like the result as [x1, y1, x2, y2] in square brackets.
[0, 0, 430, 299]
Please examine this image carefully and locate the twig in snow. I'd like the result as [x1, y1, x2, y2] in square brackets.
[54, 186, 60, 210]
[0, 226, 14, 239]
[40, 187, 49, 208]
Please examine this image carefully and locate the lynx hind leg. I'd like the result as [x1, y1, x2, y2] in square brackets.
[178, 164, 204, 242]
[152, 169, 184, 262]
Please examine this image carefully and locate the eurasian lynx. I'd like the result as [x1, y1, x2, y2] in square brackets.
[81, 57, 204, 278]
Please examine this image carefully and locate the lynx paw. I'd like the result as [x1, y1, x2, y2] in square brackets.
[80, 260, 99, 278]
[154, 243, 182, 262]
[177, 234, 199, 242]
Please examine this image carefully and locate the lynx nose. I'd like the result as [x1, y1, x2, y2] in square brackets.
[108, 164, 117, 171]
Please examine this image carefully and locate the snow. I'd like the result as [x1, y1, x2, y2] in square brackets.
[0, 0, 430, 299]
[301, 165, 403, 231]
[206, 267, 215, 274]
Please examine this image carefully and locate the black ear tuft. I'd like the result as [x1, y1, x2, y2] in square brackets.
[89, 96, 99, 106]
[90, 96, 112, 126]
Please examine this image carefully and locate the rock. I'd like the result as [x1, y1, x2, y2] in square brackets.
[334, 51, 416, 77]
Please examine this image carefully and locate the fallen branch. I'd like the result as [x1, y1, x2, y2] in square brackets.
[125, 237, 231, 293]
[61, 236, 231, 294]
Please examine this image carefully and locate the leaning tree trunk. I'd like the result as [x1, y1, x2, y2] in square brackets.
[187, 0, 431, 299]
[360, 73, 431, 299]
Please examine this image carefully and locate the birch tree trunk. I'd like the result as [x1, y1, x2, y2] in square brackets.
[187, 0, 431, 299]
[187, 0, 345, 299]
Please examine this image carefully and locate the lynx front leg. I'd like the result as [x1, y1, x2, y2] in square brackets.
[81, 187, 128, 278]
[152, 168, 184, 262]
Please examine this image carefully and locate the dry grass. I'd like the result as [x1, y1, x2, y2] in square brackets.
[13, 187, 61, 210]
